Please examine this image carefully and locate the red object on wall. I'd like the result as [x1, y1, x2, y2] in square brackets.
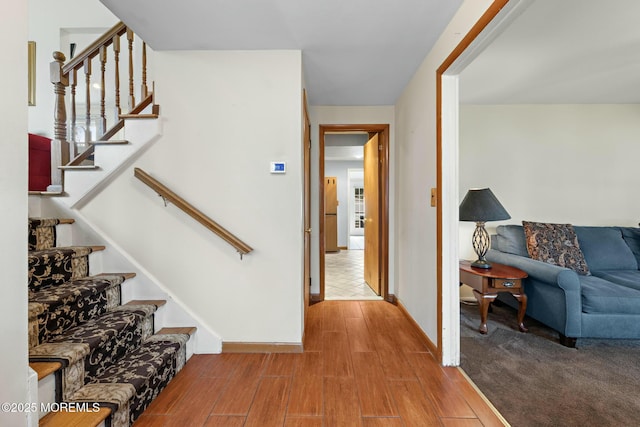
[28, 133, 52, 191]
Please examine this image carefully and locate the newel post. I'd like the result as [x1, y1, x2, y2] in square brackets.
[49, 51, 69, 191]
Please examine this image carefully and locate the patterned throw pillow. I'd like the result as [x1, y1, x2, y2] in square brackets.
[522, 221, 590, 275]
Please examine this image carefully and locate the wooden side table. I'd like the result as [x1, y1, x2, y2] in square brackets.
[459, 260, 528, 334]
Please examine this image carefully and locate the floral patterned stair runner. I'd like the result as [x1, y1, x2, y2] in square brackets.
[28, 275, 124, 347]
[29, 304, 157, 401]
[28, 218, 61, 251]
[28, 246, 93, 291]
[28, 218, 193, 426]
[68, 334, 189, 427]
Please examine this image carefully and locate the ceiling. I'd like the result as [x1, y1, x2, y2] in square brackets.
[99, 0, 463, 106]
[460, 0, 640, 104]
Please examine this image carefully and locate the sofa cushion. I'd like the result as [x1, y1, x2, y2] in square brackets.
[620, 227, 640, 267]
[591, 270, 640, 292]
[523, 221, 590, 275]
[495, 225, 529, 257]
[574, 227, 638, 271]
[580, 275, 640, 314]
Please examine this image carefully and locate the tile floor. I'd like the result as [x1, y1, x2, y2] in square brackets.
[325, 250, 381, 300]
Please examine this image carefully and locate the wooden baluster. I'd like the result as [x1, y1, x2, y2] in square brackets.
[99, 45, 107, 136]
[49, 51, 69, 189]
[84, 58, 92, 143]
[141, 42, 148, 99]
[113, 34, 121, 116]
[127, 28, 135, 110]
[69, 69, 78, 155]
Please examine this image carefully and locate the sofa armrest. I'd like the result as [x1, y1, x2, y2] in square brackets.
[487, 249, 583, 337]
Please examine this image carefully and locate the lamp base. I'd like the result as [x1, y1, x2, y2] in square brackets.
[471, 259, 492, 269]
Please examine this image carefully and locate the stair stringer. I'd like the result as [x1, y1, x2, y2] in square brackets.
[37, 177, 222, 357]
[37, 197, 222, 355]
[59, 119, 162, 209]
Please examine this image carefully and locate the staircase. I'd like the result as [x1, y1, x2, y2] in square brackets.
[28, 218, 195, 427]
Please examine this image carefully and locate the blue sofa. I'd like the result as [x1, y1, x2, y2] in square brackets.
[486, 224, 640, 347]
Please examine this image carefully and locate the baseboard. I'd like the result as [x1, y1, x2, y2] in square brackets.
[310, 293, 322, 303]
[396, 301, 438, 356]
[338, 245, 348, 250]
[222, 342, 303, 353]
[385, 293, 397, 304]
[456, 368, 511, 426]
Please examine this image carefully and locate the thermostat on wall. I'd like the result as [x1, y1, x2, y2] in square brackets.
[270, 162, 286, 174]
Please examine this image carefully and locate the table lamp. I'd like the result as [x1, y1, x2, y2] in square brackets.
[459, 188, 510, 269]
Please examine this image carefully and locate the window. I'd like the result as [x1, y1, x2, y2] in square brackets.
[354, 187, 364, 229]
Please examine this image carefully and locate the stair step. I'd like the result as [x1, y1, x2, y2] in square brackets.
[29, 246, 101, 291]
[29, 275, 126, 347]
[68, 333, 189, 425]
[30, 305, 159, 400]
[28, 218, 75, 250]
[39, 406, 111, 427]
[89, 139, 129, 145]
[126, 299, 166, 307]
[119, 113, 159, 119]
[95, 272, 136, 280]
[59, 165, 101, 170]
[28, 190, 65, 196]
[158, 326, 197, 336]
[30, 361, 62, 380]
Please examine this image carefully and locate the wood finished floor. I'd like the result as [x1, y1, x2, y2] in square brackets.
[134, 301, 505, 426]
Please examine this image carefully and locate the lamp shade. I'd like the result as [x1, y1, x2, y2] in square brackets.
[459, 188, 510, 222]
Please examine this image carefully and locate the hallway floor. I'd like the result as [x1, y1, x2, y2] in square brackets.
[134, 301, 505, 426]
[325, 250, 380, 300]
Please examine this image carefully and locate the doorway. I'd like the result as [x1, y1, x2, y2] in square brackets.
[318, 124, 390, 301]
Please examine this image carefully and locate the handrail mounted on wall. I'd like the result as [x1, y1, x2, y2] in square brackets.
[134, 167, 253, 259]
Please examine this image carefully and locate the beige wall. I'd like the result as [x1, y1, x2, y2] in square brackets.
[394, 0, 494, 348]
[459, 104, 640, 259]
[459, 104, 640, 299]
[309, 106, 396, 295]
[1, 1, 29, 425]
[79, 50, 305, 345]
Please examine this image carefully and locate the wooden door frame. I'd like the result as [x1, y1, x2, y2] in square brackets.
[319, 124, 390, 301]
[303, 90, 311, 323]
[436, 0, 522, 364]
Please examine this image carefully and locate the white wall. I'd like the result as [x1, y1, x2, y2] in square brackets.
[459, 104, 640, 255]
[394, 0, 494, 348]
[1, 2, 29, 426]
[28, 0, 117, 136]
[78, 50, 304, 345]
[325, 161, 364, 247]
[310, 106, 395, 295]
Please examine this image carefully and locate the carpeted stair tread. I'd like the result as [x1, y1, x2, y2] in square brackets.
[28, 218, 75, 251]
[69, 334, 189, 426]
[25, 217, 195, 426]
[30, 305, 158, 399]
[28, 275, 125, 347]
[28, 246, 102, 291]
[39, 406, 111, 427]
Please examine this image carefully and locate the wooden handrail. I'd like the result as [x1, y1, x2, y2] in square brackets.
[63, 22, 127, 74]
[134, 168, 253, 258]
[48, 21, 155, 188]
